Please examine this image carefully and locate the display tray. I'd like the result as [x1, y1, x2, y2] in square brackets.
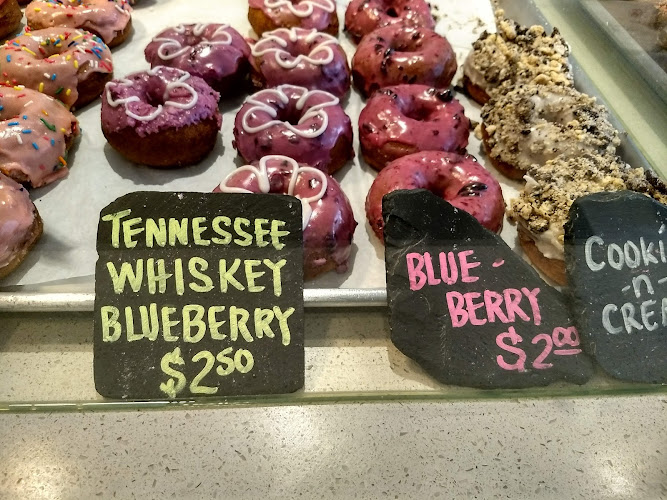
[0, 0, 657, 311]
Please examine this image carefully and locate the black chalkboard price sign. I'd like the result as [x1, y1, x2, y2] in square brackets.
[565, 191, 667, 383]
[383, 190, 593, 389]
[93, 192, 304, 399]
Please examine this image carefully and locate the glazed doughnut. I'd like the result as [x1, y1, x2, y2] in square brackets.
[481, 84, 620, 180]
[344, 0, 434, 43]
[248, 0, 338, 37]
[463, 13, 573, 104]
[26, 0, 133, 48]
[250, 27, 350, 98]
[359, 85, 470, 171]
[233, 84, 354, 174]
[366, 151, 505, 241]
[0, 0, 22, 40]
[509, 153, 667, 285]
[352, 25, 457, 98]
[0, 87, 79, 188]
[0, 172, 43, 279]
[101, 66, 222, 168]
[144, 23, 251, 96]
[0, 28, 114, 110]
[214, 155, 357, 279]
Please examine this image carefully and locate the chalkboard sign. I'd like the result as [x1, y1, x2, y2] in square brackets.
[565, 191, 667, 383]
[94, 192, 304, 399]
[384, 190, 593, 389]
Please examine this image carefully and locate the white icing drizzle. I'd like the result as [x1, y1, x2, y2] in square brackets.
[241, 84, 339, 138]
[114, 3, 131, 15]
[218, 155, 328, 230]
[105, 66, 199, 122]
[263, 0, 336, 17]
[251, 28, 337, 68]
[152, 24, 232, 61]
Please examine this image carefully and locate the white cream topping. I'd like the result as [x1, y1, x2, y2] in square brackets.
[241, 84, 339, 138]
[251, 28, 338, 69]
[105, 66, 198, 122]
[218, 155, 327, 229]
[152, 24, 232, 61]
[263, 0, 336, 17]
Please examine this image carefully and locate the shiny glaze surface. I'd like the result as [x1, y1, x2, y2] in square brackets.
[26, 0, 132, 46]
[144, 24, 250, 93]
[0, 28, 113, 109]
[366, 151, 505, 241]
[344, 0, 434, 42]
[101, 66, 221, 138]
[214, 155, 357, 277]
[249, 0, 336, 34]
[0, 87, 79, 187]
[352, 24, 457, 97]
[233, 84, 353, 173]
[359, 85, 469, 164]
[0, 172, 35, 269]
[251, 27, 350, 97]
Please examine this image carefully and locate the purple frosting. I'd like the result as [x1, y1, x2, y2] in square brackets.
[248, 0, 338, 34]
[101, 66, 221, 138]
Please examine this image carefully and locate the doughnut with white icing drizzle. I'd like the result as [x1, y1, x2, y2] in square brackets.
[248, 0, 339, 36]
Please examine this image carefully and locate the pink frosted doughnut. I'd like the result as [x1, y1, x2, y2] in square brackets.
[366, 151, 505, 241]
[345, 0, 434, 43]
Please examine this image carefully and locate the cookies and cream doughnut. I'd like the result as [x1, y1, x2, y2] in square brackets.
[481, 84, 620, 180]
[248, 0, 338, 36]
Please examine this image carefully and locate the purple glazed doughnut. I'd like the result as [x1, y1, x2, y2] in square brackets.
[144, 23, 251, 96]
[359, 85, 470, 171]
[345, 0, 434, 43]
[101, 66, 222, 167]
[366, 151, 505, 241]
[250, 27, 350, 97]
[214, 155, 357, 279]
[248, 0, 339, 36]
[233, 84, 354, 174]
[352, 24, 457, 97]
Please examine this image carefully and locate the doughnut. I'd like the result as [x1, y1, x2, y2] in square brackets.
[144, 23, 251, 96]
[481, 84, 620, 180]
[344, 0, 434, 43]
[26, 0, 133, 48]
[463, 13, 573, 104]
[509, 153, 667, 285]
[233, 84, 354, 175]
[366, 151, 505, 242]
[250, 27, 350, 98]
[0, 172, 43, 279]
[0, 87, 79, 188]
[0, 28, 114, 110]
[214, 155, 357, 279]
[0, 0, 22, 41]
[248, 0, 338, 37]
[359, 85, 470, 171]
[351, 25, 457, 98]
[101, 66, 222, 168]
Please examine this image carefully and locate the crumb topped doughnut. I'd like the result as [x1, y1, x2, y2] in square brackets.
[481, 84, 620, 180]
[0, 0, 22, 41]
[509, 153, 667, 284]
[248, 0, 339, 37]
[0, 28, 113, 109]
[250, 27, 350, 97]
[144, 24, 251, 96]
[26, 0, 133, 48]
[463, 12, 573, 104]
[344, 0, 435, 43]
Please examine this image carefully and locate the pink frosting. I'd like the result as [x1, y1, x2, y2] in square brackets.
[26, 0, 132, 46]
[0, 172, 35, 269]
[366, 151, 505, 241]
[249, 0, 338, 34]
[144, 24, 250, 94]
[0, 28, 113, 109]
[233, 84, 353, 173]
[213, 155, 357, 277]
[0, 87, 79, 188]
[359, 85, 469, 165]
[101, 66, 221, 138]
[250, 27, 350, 97]
[345, 0, 434, 42]
[352, 24, 457, 97]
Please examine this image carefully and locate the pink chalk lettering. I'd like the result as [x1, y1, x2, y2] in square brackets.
[424, 252, 441, 286]
[496, 326, 527, 371]
[521, 288, 542, 326]
[552, 326, 580, 347]
[446, 291, 468, 327]
[531, 333, 554, 369]
[492, 259, 505, 268]
[458, 250, 480, 283]
[463, 292, 487, 326]
[484, 290, 510, 323]
[406, 253, 426, 291]
[503, 289, 531, 323]
[553, 349, 582, 356]
[439, 251, 459, 284]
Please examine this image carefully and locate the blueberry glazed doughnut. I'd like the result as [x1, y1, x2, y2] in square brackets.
[248, 0, 339, 36]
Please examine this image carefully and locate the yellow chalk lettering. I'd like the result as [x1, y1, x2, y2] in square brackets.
[233, 218, 252, 246]
[245, 260, 265, 293]
[264, 259, 286, 297]
[126, 306, 145, 342]
[254, 308, 275, 339]
[190, 351, 217, 395]
[189, 257, 213, 293]
[107, 260, 143, 294]
[101, 209, 132, 249]
[192, 217, 210, 246]
[183, 305, 206, 343]
[168, 218, 188, 246]
[122, 217, 144, 249]
[271, 220, 289, 250]
[208, 306, 227, 340]
[100, 306, 121, 342]
[229, 306, 253, 342]
[274, 306, 295, 346]
[145, 218, 167, 248]
[174, 258, 185, 296]
[211, 216, 232, 244]
[219, 259, 244, 293]
[255, 218, 270, 247]
[139, 304, 159, 341]
[147, 258, 172, 294]
[161, 306, 180, 341]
